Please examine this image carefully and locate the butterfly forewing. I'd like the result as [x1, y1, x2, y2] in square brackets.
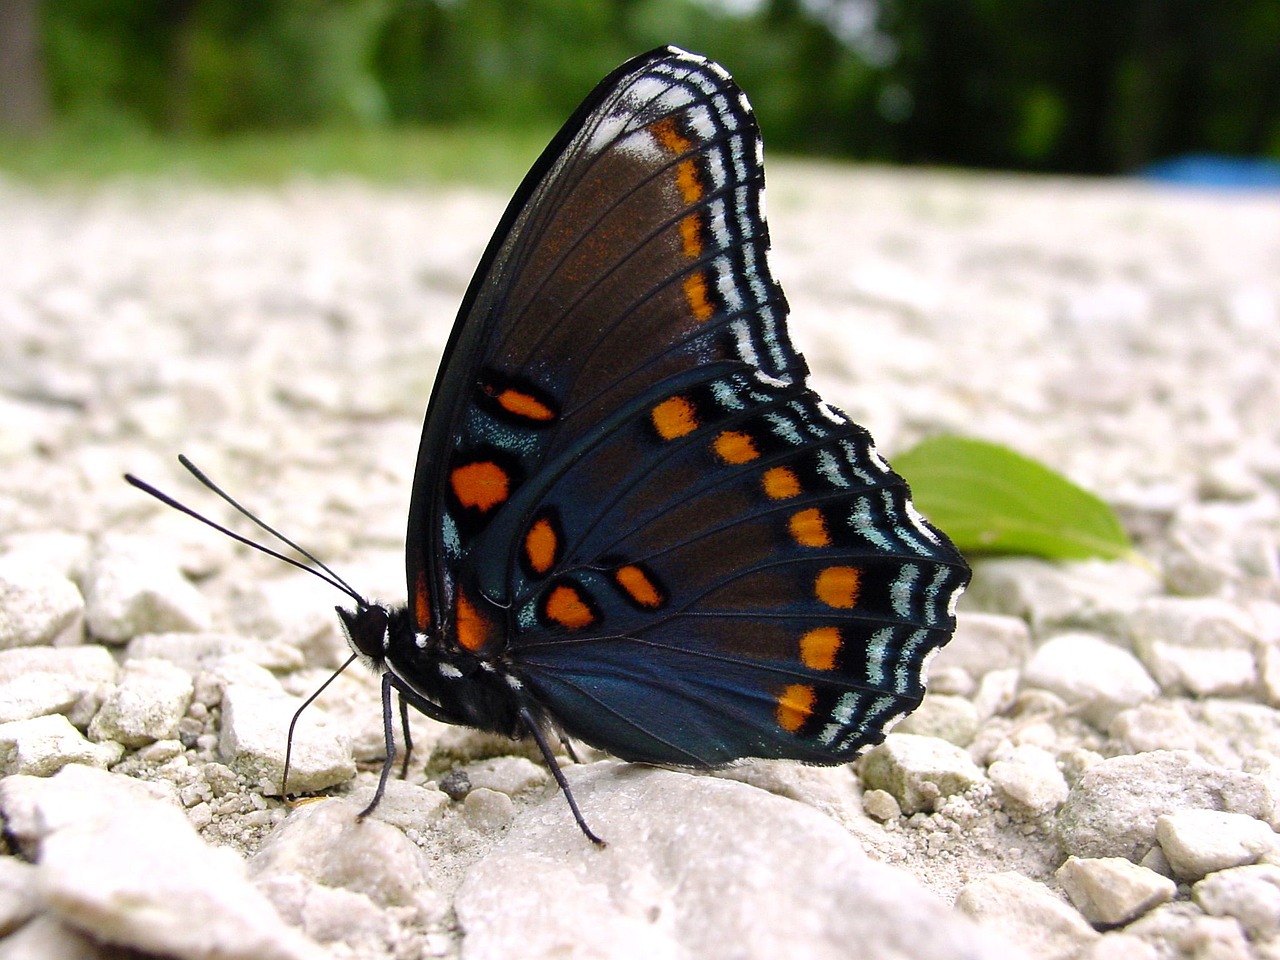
[403, 46, 969, 768]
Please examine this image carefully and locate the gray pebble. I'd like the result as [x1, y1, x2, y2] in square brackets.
[0, 857, 40, 937]
[988, 744, 1069, 816]
[0, 555, 82, 648]
[1129, 597, 1261, 697]
[1022, 632, 1158, 727]
[250, 799, 434, 909]
[955, 871, 1098, 959]
[932, 612, 1032, 678]
[1057, 751, 1274, 861]
[1156, 809, 1278, 881]
[1193, 863, 1280, 939]
[1056, 856, 1175, 927]
[218, 683, 354, 796]
[894, 693, 980, 746]
[0, 644, 117, 728]
[456, 762, 1017, 960]
[37, 780, 323, 959]
[82, 536, 212, 643]
[0, 714, 122, 777]
[859, 733, 986, 815]
[87, 656, 193, 747]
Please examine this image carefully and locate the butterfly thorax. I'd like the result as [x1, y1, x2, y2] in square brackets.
[339, 600, 529, 739]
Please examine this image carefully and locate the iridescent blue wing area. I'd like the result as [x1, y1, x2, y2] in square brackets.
[404, 46, 969, 765]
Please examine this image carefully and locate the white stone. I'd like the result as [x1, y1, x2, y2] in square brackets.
[930, 612, 1031, 677]
[1056, 751, 1274, 861]
[1056, 856, 1176, 926]
[0, 914, 109, 960]
[256, 873, 404, 952]
[1077, 933, 1160, 960]
[0, 532, 91, 582]
[988, 745, 1069, 815]
[461, 755, 551, 795]
[955, 871, 1098, 960]
[464, 787, 517, 832]
[1156, 809, 1278, 881]
[1262, 643, 1280, 708]
[972, 668, 1020, 722]
[36, 778, 323, 960]
[0, 673, 82, 724]
[1193, 863, 1280, 939]
[456, 762, 1018, 960]
[0, 643, 118, 727]
[0, 765, 181, 857]
[127, 631, 305, 674]
[218, 683, 354, 796]
[0, 855, 40, 936]
[342, 776, 449, 831]
[1137, 644, 1258, 698]
[712, 759, 863, 825]
[963, 558, 1158, 634]
[1137, 913, 1253, 960]
[87, 657, 193, 747]
[858, 733, 986, 815]
[1023, 632, 1159, 727]
[0, 555, 83, 648]
[862, 788, 902, 821]
[892, 693, 979, 746]
[249, 799, 433, 908]
[0, 713, 122, 776]
[82, 536, 212, 644]
[1129, 597, 1260, 697]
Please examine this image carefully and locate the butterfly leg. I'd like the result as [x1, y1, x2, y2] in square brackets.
[398, 692, 413, 780]
[357, 672, 400, 820]
[560, 735, 583, 764]
[519, 705, 606, 847]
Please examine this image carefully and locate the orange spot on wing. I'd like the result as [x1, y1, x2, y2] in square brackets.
[455, 592, 491, 653]
[650, 117, 692, 154]
[450, 461, 510, 512]
[789, 508, 830, 547]
[614, 565, 664, 608]
[497, 388, 556, 423]
[815, 566, 861, 609]
[762, 466, 801, 500]
[713, 430, 758, 464]
[524, 516, 559, 575]
[674, 158, 702, 204]
[544, 584, 595, 631]
[679, 213, 703, 259]
[800, 627, 842, 671]
[682, 271, 714, 321]
[776, 684, 816, 733]
[652, 396, 698, 439]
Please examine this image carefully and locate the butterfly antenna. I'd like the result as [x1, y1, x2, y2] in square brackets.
[281, 651, 360, 802]
[123, 457, 365, 607]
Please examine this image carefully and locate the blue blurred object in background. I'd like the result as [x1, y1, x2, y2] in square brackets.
[1141, 154, 1280, 190]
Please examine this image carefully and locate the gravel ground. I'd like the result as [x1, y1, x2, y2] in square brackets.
[1, 165, 1279, 960]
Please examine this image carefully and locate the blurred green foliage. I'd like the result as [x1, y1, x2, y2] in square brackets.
[5, 0, 1279, 174]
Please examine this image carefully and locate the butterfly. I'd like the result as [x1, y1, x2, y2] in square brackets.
[131, 46, 969, 845]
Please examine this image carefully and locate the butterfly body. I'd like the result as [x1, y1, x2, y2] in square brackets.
[333, 46, 969, 833]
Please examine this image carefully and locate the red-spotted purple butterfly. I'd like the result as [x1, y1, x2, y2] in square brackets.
[130, 46, 969, 844]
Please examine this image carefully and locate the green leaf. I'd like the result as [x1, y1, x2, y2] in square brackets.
[893, 435, 1135, 562]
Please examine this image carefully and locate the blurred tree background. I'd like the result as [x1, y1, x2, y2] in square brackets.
[1, 0, 1277, 174]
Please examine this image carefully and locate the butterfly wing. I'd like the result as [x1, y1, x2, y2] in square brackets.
[405, 46, 969, 764]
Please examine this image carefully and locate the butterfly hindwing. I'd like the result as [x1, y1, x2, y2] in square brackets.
[402, 46, 969, 768]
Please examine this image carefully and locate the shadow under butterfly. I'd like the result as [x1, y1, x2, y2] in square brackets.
[128, 46, 970, 845]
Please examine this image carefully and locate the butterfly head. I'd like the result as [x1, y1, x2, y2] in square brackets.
[336, 602, 392, 666]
